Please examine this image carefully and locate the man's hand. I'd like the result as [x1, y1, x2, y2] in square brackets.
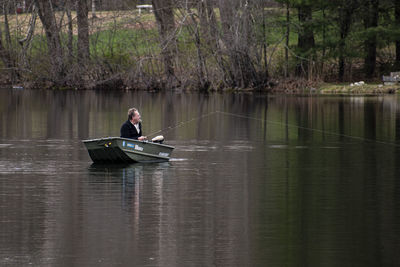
[138, 136, 147, 141]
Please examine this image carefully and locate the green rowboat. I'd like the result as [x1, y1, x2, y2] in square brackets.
[83, 137, 174, 163]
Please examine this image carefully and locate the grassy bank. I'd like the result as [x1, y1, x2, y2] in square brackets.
[318, 83, 400, 95]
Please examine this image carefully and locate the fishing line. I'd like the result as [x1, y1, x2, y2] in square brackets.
[147, 110, 218, 138]
[216, 110, 400, 148]
[147, 109, 400, 148]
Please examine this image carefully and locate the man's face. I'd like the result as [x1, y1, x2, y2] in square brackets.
[132, 111, 141, 124]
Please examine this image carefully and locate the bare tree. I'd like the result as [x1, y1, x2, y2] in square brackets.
[18, 3, 38, 69]
[199, 0, 218, 47]
[217, 0, 264, 88]
[152, 0, 176, 84]
[35, 0, 64, 83]
[196, 0, 230, 88]
[65, 0, 73, 60]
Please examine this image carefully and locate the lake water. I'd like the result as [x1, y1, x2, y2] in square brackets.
[1, 89, 400, 266]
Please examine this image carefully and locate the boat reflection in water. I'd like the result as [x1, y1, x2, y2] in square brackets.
[87, 162, 170, 209]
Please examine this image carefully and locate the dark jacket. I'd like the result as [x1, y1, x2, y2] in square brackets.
[120, 120, 142, 139]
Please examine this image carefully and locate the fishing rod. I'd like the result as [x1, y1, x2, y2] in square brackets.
[146, 110, 218, 138]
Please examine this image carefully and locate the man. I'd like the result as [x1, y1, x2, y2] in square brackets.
[120, 108, 147, 141]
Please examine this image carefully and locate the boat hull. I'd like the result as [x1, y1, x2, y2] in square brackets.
[83, 137, 174, 163]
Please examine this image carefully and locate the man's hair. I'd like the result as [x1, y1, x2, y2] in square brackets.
[128, 108, 138, 120]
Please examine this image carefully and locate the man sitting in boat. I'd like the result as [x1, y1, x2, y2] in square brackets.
[120, 108, 147, 141]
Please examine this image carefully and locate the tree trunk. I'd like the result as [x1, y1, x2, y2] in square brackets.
[152, 0, 176, 81]
[296, 4, 315, 77]
[198, 0, 208, 37]
[218, 0, 237, 41]
[321, 6, 326, 75]
[395, 0, 400, 66]
[66, 0, 73, 60]
[77, 0, 90, 67]
[260, 1, 268, 79]
[338, 1, 356, 81]
[35, 0, 64, 83]
[0, 23, 13, 83]
[3, 2, 12, 50]
[2, 1, 16, 83]
[285, 0, 290, 78]
[92, 0, 97, 18]
[364, 0, 379, 78]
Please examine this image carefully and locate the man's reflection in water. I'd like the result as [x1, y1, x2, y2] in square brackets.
[88, 163, 142, 207]
[122, 166, 141, 228]
[87, 162, 169, 213]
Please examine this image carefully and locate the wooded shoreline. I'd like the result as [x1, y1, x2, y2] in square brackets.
[5, 80, 400, 96]
[1, 1, 400, 92]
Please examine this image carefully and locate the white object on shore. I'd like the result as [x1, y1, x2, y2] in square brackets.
[137, 4, 152, 15]
[350, 81, 366, 87]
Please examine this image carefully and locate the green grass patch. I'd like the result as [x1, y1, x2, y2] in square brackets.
[319, 83, 400, 95]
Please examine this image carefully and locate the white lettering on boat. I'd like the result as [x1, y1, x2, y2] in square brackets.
[135, 145, 144, 151]
[159, 152, 169, 157]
